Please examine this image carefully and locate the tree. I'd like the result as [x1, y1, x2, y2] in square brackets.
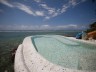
[86, 22, 96, 33]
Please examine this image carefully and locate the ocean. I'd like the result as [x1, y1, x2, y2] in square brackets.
[0, 30, 80, 72]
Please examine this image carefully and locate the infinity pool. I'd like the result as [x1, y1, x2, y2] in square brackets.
[32, 35, 96, 71]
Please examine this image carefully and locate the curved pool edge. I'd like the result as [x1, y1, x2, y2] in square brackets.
[14, 44, 29, 72]
[66, 37, 96, 46]
[14, 35, 96, 72]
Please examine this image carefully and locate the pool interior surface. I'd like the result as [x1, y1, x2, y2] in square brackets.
[32, 35, 96, 71]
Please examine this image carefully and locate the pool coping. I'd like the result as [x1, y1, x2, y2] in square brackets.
[14, 35, 96, 72]
[66, 37, 96, 46]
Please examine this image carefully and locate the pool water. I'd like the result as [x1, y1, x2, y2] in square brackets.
[32, 35, 96, 71]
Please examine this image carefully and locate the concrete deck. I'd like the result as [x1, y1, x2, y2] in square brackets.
[14, 36, 96, 72]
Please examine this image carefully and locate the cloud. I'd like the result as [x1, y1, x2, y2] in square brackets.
[0, 0, 14, 7]
[0, 0, 87, 20]
[0, 24, 38, 30]
[0, 24, 87, 30]
[69, 0, 86, 6]
[34, 0, 41, 3]
[61, 0, 87, 13]
[38, 0, 86, 19]
[56, 24, 78, 29]
[40, 4, 54, 10]
[61, 4, 69, 13]
[45, 16, 50, 19]
[35, 11, 44, 16]
[39, 3, 58, 19]
[39, 25, 51, 30]
[0, 0, 36, 15]
[0, 0, 46, 16]
[69, 0, 77, 6]
[40, 3, 56, 14]
[14, 3, 35, 16]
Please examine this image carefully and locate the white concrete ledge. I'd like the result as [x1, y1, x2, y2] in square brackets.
[67, 37, 96, 46]
[14, 44, 29, 72]
[15, 36, 96, 72]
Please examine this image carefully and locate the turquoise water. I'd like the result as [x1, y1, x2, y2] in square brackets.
[32, 35, 96, 71]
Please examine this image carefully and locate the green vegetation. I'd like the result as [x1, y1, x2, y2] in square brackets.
[86, 22, 96, 33]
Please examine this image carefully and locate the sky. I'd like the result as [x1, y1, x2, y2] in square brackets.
[0, 0, 96, 30]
